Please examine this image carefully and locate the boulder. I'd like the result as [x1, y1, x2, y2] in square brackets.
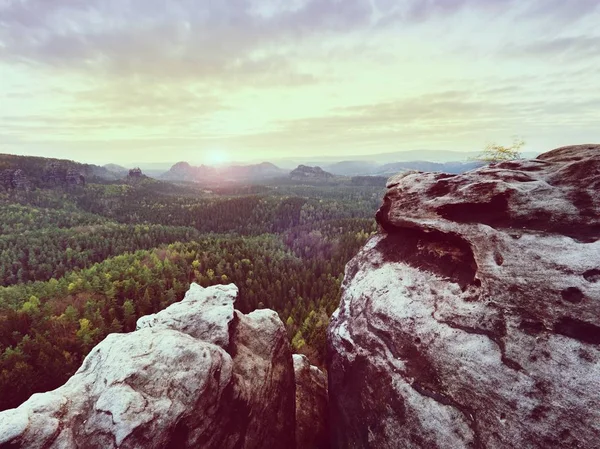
[0, 284, 296, 449]
[328, 145, 600, 448]
[293, 354, 329, 449]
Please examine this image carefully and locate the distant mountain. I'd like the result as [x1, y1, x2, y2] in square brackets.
[161, 161, 287, 183]
[103, 163, 129, 177]
[321, 159, 484, 176]
[268, 149, 542, 169]
[375, 161, 484, 176]
[161, 162, 216, 182]
[225, 162, 288, 181]
[270, 150, 480, 168]
[289, 165, 335, 182]
[0, 153, 119, 190]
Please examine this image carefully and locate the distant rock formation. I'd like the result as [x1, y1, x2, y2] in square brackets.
[43, 162, 85, 188]
[66, 168, 85, 187]
[128, 167, 142, 178]
[161, 161, 217, 183]
[43, 161, 65, 185]
[0, 169, 31, 191]
[328, 144, 600, 448]
[289, 165, 334, 182]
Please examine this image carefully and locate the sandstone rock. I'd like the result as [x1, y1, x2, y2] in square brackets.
[0, 169, 31, 191]
[128, 168, 143, 179]
[293, 354, 329, 449]
[66, 168, 85, 187]
[44, 161, 65, 185]
[0, 284, 296, 449]
[328, 145, 600, 448]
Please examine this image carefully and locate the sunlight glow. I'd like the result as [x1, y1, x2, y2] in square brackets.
[205, 150, 231, 166]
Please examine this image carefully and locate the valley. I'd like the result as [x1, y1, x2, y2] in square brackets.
[0, 153, 382, 411]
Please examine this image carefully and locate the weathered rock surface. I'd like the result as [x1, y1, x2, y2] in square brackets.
[328, 145, 600, 448]
[0, 284, 296, 449]
[0, 169, 31, 191]
[43, 162, 85, 187]
[293, 354, 329, 449]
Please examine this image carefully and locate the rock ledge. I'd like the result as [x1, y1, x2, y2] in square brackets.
[329, 145, 600, 448]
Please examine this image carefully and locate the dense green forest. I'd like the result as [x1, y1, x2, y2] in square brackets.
[0, 155, 382, 411]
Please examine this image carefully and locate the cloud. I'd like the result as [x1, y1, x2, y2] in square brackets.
[520, 0, 600, 23]
[1, 0, 599, 162]
[0, 0, 371, 84]
[504, 36, 600, 60]
[258, 88, 600, 151]
[2, 0, 598, 83]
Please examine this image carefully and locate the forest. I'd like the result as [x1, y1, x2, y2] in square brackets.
[0, 157, 382, 411]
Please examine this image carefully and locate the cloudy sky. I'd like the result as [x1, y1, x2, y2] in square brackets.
[1, 0, 599, 165]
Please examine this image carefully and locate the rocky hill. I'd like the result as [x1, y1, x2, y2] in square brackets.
[0, 154, 119, 190]
[329, 144, 600, 448]
[289, 165, 334, 182]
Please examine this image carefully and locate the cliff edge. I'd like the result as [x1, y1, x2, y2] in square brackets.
[328, 144, 600, 448]
[0, 284, 327, 449]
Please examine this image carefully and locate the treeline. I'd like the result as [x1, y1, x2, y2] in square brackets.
[0, 225, 372, 410]
[0, 224, 200, 285]
[71, 184, 382, 235]
[0, 203, 108, 235]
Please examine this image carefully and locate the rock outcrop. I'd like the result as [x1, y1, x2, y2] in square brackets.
[0, 169, 31, 191]
[0, 284, 296, 449]
[128, 168, 143, 179]
[43, 162, 85, 187]
[293, 354, 329, 449]
[328, 145, 600, 448]
[290, 165, 334, 182]
[66, 168, 85, 187]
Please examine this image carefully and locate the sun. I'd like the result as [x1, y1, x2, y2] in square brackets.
[205, 150, 230, 166]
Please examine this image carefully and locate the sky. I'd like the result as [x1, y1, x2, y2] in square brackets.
[1, 0, 599, 166]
